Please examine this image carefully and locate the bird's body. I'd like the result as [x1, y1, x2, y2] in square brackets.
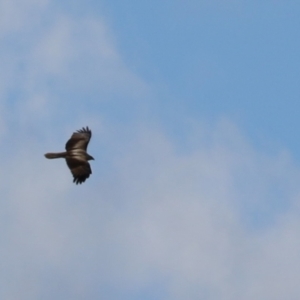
[45, 126, 94, 184]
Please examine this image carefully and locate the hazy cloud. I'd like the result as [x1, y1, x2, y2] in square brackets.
[1, 118, 300, 299]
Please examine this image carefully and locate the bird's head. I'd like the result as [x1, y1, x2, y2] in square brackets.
[87, 154, 95, 161]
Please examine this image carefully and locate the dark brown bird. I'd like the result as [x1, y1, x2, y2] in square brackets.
[45, 126, 94, 184]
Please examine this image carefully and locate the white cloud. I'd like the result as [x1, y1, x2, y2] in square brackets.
[102, 123, 300, 300]
[0, 0, 148, 140]
[1, 117, 300, 299]
[0, 0, 48, 36]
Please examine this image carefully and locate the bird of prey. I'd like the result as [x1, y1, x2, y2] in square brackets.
[45, 126, 94, 184]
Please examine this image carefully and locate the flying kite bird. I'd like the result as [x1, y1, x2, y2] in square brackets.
[45, 126, 94, 184]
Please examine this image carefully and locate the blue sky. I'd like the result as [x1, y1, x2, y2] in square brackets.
[101, 0, 300, 149]
[1, 0, 300, 299]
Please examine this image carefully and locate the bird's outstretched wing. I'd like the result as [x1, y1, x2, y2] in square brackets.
[65, 126, 92, 151]
[66, 157, 92, 184]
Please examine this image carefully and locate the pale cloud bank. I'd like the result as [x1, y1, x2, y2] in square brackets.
[1, 119, 300, 299]
[0, 0, 147, 139]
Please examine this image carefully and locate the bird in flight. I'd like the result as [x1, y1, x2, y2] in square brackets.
[45, 126, 94, 184]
